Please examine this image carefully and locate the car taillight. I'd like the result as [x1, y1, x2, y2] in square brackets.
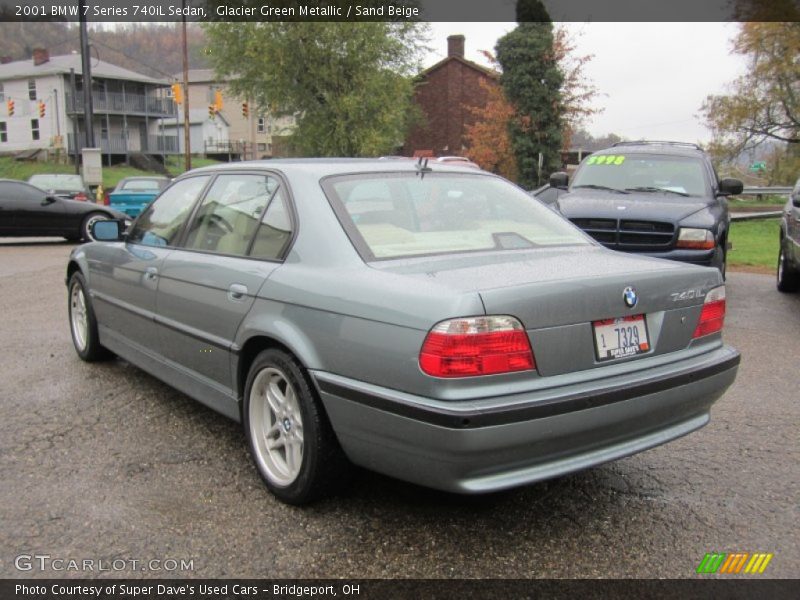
[693, 286, 726, 338]
[419, 316, 535, 377]
[676, 228, 715, 250]
[74, 192, 88, 201]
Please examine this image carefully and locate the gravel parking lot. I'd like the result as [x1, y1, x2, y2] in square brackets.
[1, 239, 797, 579]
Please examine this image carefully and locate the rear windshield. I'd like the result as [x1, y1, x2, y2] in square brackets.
[120, 179, 165, 191]
[571, 153, 709, 196]
[29, 174, 84, 191]
[323, 173, 590, 260]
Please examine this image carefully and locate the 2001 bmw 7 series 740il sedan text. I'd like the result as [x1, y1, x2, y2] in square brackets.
[66, 159, 740, 504]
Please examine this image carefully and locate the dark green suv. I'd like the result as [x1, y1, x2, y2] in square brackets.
[545, 141, 743, 277]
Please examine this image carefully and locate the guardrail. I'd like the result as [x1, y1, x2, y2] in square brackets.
[740, 186, 792, 197]
[731, 211, 783, 222]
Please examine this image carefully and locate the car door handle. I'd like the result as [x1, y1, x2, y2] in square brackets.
[144, 267, 158, 281]
[228, 283, 248, 301]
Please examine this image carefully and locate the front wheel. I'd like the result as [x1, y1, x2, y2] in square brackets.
[81, 212, 109, 242]
[243, 349, 350, 504]
[777, 244, 800, 292]
[68, 272, 114, 361]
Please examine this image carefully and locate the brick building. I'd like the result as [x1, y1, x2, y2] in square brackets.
[404, 35, 499, 158]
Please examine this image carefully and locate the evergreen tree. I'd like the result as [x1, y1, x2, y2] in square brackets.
[496, 8, 564, 188]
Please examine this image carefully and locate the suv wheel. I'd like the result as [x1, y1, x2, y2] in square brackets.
[777, 244, 799, 292]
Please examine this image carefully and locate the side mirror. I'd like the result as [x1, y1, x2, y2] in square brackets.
[92, 219, 125, 241]
[549, 172, 569, 190]
[793, 195, 800, 208]
[41, 195, 56, 206]
[717, 178, 743, 196]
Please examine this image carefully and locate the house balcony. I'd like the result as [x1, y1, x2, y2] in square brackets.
[66, 91, 177, 118]
[68, 133, 179, 155]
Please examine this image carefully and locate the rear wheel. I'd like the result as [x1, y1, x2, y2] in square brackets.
[68, 272, 114, 361]
[777, 243, 800, 292]
[243, 348, 350, 504]
[81, 212, 109, 242]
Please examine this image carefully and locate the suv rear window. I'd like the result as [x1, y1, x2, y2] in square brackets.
[324, 173, 590, 260]
[572, 154, 709, 196]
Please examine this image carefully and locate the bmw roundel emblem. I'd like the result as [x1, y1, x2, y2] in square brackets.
[623, 286, 638, 308]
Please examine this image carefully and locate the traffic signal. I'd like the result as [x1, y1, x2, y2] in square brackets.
[6, 98, 14, 116]
[214, 90, 223, 111]
[171, 83, 183, 104]
[38, 101, 45, 118]
[242, 102, 249, 118]
[208, 104, 216, 119]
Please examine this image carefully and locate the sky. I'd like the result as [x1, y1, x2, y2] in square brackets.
[426, 22, 747, 145]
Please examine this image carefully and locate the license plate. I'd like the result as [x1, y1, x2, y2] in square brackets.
[593, 315, 650, 362]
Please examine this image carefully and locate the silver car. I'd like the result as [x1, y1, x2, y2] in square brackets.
[66, 160, 740, 504]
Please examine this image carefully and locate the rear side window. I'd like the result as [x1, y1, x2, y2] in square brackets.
[128, 176, 210, 247]
[323, 173, 589, 260]
[249, 189, 292, 260]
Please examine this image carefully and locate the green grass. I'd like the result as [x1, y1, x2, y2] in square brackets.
[0, 155, 221, 190]
[728, 218, 781, 269]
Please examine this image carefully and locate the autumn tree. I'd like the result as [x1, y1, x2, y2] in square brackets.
[701, 22, 799, 155]
[552, 26, 601, 151]
[204, 22, 427, 157]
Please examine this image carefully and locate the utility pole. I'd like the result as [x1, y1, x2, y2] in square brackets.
[70, 68, 80, 174]
[79, 0, 94, 148]
[181, 0, 191, 171]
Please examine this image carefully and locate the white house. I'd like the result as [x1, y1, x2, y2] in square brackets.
[160, 108, 231, 155]
[0, 48, 178, 163]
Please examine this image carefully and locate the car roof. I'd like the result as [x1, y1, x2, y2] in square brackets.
[184, 158, 488, 178]
[0, 178, 37, 184]
[594, 142, 706, 159]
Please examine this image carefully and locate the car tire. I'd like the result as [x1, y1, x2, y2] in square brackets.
[243, 348, 351, 504]
[68, 272, 114, 362]
[776, 243, 800, 293]
[713, 242, 727, 281]
[81, 212, 109, 242]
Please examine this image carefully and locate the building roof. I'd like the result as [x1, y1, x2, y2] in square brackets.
[0, 54, 167, 85]
[174, 69, 224, 84]
[419, 54, 500, 81]
[162, 108, 229, 126]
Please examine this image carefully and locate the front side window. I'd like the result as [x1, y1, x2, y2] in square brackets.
[183, 174, 277, 256]
[571, 154, 710, 197]
[30, 119, 39, 141]
[128, 176, 210, 247]
[324, 173, 590, 260]
[28, 79, 36, 100]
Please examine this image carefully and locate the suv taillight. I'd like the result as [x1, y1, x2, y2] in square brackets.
[419, 316, 535, 378]
[693, 286, 726, 338]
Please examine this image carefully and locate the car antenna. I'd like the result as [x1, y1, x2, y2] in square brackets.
[416, 157, 432, 179]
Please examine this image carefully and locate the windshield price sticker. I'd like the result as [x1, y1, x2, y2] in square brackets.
[587, 155, 626, 165]
[593, 314, 650, 362]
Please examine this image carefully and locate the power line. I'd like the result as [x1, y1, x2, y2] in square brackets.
[88, 35, 179, 80]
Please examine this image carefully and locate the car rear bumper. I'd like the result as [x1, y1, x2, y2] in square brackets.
[109, 202, 146, 218]
[312, 344, 739, 493]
